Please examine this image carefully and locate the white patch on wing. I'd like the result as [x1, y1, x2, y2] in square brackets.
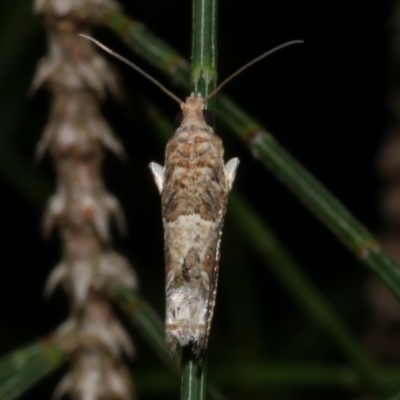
[224, 158, 239, 192]
[165, 214, 216, 268]
[149, 162, 165, 194]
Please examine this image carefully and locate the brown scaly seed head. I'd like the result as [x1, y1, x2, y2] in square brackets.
[34, 5, 135, 399]
[43, 156, 126, 242]
[151, 93, 239, 358]
[37, 91, 124, 159]
[55, 294, 134, 357]
[45, 230, 136, 303]
[39, 91, 126, 241]
[32, 28, 121, 98]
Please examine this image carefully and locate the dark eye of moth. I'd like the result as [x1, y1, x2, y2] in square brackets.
[175, 111, 183, 126]
[202, 109, 215, 126]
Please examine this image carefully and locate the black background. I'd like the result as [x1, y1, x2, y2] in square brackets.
[0, 0, 391, 399]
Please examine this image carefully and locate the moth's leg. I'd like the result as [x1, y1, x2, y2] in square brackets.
[149, 162, 165, 194]
[224, 158, 239, 192]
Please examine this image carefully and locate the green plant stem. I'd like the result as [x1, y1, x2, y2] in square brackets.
[180, 0, 218, 398]
[0, 338, 65, 400]
[103, 11, 400, 303]
[181, 348, 208, 400]
[191, 0, 217, 109]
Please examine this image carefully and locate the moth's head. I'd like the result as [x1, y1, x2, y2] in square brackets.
[181, 92, 204, 110]
[176, 93, 202, 126]
[176, 93, 214, 127]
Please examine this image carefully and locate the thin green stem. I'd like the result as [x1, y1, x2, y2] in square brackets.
[191, 0, 217, 108]
[180, 0, 217, 398]
[181, 349, 208, 400]
[103, 11, 400, 303]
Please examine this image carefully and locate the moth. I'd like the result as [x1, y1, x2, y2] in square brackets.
[149, 93, 239, 357]
[79, 34, 303, 358]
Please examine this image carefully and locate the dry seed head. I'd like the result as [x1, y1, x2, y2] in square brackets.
[43, 176, 126, 241]
[36, 91, 125, 160]
[46, 250, 136, 301]
[32, 31, 121, 98]
[55, 296, 134, 357]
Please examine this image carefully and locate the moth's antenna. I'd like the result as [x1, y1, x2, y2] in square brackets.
[204, 40, 304, 102]
[79, 34, 183, 105]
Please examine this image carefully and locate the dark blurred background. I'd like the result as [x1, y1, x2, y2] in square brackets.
[0, 0, 392, 399]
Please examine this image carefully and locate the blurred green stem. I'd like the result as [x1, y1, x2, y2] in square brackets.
[0, 338, 64, 400]
[230, 192, 389, 395]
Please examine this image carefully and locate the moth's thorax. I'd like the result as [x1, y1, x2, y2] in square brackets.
[163, 110, 225, 222]
[167, 95, 222, 164]
[180, 93, 207, 128]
